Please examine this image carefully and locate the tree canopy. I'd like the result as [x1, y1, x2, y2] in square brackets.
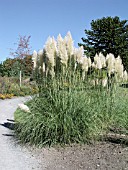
[0, 56, 33, 77]
[79, 16, 128, 70]
[0, 35, 33, 77]
[10, 35, 31, 59]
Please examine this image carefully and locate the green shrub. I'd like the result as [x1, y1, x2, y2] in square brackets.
[0, 76, 38, 97]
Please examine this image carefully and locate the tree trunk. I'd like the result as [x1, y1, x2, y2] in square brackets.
[20, 70, 22, 87]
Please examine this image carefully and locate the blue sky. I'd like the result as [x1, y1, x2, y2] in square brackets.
[0, 0, 128, 62]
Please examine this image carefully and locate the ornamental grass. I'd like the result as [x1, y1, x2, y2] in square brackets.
[14, 32, 128, 146]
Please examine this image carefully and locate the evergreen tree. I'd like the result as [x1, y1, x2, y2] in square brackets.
[79, 16, 128, 70]
[0, 62, 4, 76]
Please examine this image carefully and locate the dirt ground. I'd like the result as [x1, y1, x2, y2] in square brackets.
[31, 141, 128, 170]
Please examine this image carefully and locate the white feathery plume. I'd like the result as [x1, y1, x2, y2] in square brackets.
[106, 53, 115, 62]
[102, 78, 108, 87]
[90, 79, 99, 86]
[18, 103, 30, 113]
[114, 56, 122, 71]
[57, 34, 63, 42]
[38, 49, 43, 61]
[116, 55, 122, 65]
[90, 79, 96, 86]
[32, 50, 37, 69]
[95, 78, 99, 85]
[94, 53, 102, 69]
[74, 46, 84, 64]
[123, 70, 128, 81]
[91, 62, 96, 69]
[38, 49, 43, 57]
[38, 66, 42, 74]
[99, 52, 106, 68]
[96, 58, 102, 69]
[115, 56, 124, 78]
[45, 36, 57, 68]
[79, 56, 89, 72]
[116, 64, 124, 79]
[94, 53, 99, 64]
[37, 49, 44, 69]
[88, 57, 92, 68]
[64, 31, 74, 56]
[106, 53, 115, 76]
[57, 34, 68, 66]
[42, 62, 46, 73]
[49, 69, 55, 78]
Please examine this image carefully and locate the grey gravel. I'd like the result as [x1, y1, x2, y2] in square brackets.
[0, 96, 43, 170]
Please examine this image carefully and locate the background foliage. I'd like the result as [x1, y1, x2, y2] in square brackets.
[0, 55, 33, 77]
[79, 16, 128, 71]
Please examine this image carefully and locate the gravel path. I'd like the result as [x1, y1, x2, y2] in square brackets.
[0, 97, 43, 170]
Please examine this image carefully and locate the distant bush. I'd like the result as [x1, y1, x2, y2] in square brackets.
[0, 93, 14, 99]
[0, 76, 38, 99]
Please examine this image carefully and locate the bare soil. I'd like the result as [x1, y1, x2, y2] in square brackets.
[32, 142, 128, 170]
